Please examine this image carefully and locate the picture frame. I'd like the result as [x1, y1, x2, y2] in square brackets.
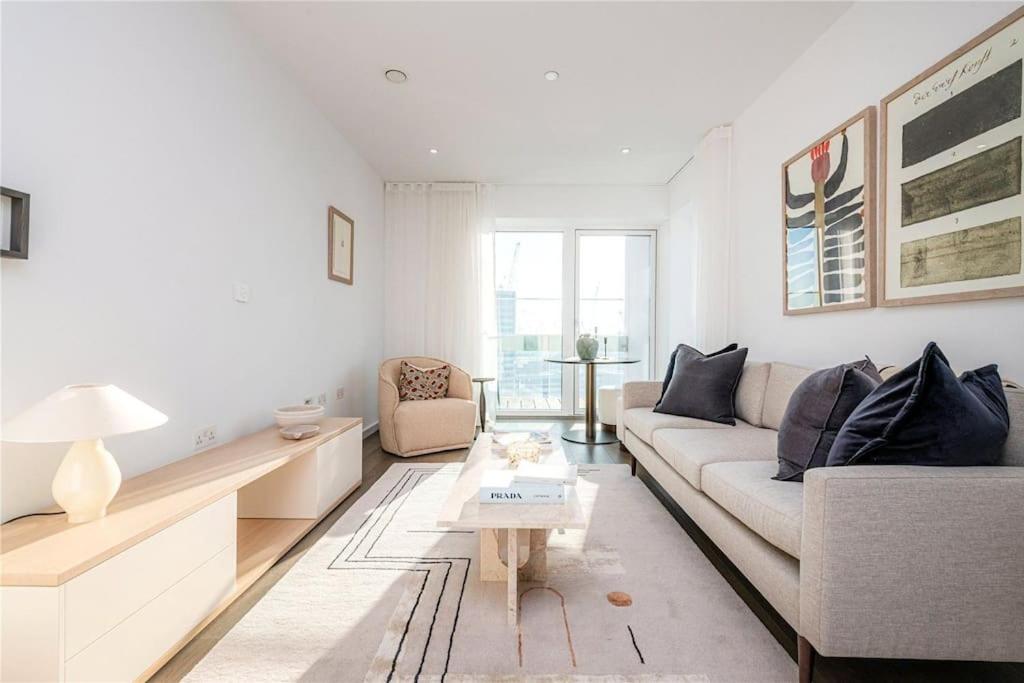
[1, 186, 31, 260]
[781, 107, 876, 315]
[328, 206, 354, 285]
[879, 7, 1024, 307]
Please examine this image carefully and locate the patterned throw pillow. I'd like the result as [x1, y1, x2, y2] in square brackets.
[399, 361, 451, 401]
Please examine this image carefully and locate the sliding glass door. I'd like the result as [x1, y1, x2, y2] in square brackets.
[574, 231, 656, 414]
[494, 231, 564, 413]
[493, 227, 656, 417]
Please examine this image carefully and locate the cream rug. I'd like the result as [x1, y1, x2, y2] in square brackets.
[185, 463, 795, 682]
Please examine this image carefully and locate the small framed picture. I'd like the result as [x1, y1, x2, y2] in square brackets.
[328, 206, 354, 284]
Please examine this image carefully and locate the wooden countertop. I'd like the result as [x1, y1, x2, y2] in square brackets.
[0, 417, 362, 587]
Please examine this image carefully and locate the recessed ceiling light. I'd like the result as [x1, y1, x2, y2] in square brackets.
[544, 70, 559, 81]
[429, 148, 439, 155]
[385, 69, 408, 84]
[620, 147, 632, 155]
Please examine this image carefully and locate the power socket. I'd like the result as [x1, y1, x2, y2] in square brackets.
[194, 425, 217, 451]
[336, 387, 345, 400]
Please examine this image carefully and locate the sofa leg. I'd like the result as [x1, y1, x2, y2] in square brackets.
[798, 636, 815, 683]
[630, 455, 637, 476]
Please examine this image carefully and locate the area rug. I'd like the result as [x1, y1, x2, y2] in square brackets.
[185, 463, 795, 682]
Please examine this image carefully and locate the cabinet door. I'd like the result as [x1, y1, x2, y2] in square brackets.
[316, 425, 362, 516]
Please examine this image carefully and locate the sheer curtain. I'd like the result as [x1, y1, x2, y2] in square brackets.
[692, 126, 734, 350]
[384, 183, 497, 423]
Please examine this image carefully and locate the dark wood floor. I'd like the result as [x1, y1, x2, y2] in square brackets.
[155, 420, 1020, 682]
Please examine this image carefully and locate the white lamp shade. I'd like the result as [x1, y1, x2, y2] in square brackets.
[2, 384, 168, 443]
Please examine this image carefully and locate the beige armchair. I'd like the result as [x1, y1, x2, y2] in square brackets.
[378, 356, 477, 457]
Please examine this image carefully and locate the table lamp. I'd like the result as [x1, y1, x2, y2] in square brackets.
[2, 384, 168, 523]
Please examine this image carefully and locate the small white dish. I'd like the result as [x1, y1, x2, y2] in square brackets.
[274, 404, 325, 427]
[280, 424, 320, 440]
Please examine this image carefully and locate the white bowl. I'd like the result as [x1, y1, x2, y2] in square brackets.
[274, 404, 324, 427]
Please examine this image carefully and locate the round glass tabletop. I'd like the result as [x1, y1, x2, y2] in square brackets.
[545, 357, 641, 365]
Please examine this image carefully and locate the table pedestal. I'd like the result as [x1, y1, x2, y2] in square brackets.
[561, 362, 618, 444]
[480, 528, 548, 625]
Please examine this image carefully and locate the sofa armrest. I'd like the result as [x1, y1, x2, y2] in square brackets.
[377, 374, 401, 454]
[800, 465, 1024, 661]
[622, 381, 662, 410]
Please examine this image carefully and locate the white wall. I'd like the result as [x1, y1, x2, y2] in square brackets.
[729, 1, 1024, 378]
[0, 2, 385, 521]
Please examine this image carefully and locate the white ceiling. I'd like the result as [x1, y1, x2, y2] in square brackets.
[232, 2, 850, 185]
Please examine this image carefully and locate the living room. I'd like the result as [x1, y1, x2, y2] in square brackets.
[1, 2, 1022, 682]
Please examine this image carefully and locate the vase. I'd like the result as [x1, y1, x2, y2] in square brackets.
[576, 333, 599, 360]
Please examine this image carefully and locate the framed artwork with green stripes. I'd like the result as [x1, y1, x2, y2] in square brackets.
[880, 7, 1024, 306]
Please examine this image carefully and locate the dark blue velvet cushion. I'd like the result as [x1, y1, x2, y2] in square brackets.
[826, 342, 1009, 468]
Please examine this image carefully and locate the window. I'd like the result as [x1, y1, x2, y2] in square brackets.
[493, 227, 656, 416]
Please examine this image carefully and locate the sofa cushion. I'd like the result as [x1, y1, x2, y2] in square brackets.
[1004, 387, 1024, 466]
[828, 342, 1009, 468]
[655, 344, 749, 425]
[392, 397, 476, 454]
[623, 407, 732, 445]
[762, 362, 814, 430]
[659, 343, 738, 402]
[399, 360, 450, 401]
[652, 425, 777, 491]
[775, 362, 880, 481]
[735, 361, 770, 427]
[702, 460, 803, 559]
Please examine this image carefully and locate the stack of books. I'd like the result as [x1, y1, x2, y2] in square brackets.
[479, 463, 577, 505]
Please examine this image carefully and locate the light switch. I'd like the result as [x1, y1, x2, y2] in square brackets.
[233, 282, 250, 303]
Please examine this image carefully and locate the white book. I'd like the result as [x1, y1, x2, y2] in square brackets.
[512, 462, 577, 486]
[479, 470, 565, 505]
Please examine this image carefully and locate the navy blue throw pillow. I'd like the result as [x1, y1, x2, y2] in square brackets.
[826, 342, 1009, 468]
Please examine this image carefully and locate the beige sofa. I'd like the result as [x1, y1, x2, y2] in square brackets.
[378, 356, 477, 457]
[620, 361, 1024, 677]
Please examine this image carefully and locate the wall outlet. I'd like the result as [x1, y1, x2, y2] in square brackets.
[336, 387, 345, 400]
[317, 392, 327, 406]
[194, 425, 217, 451]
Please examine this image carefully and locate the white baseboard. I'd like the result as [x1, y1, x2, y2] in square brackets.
[362, 421, 379, 439]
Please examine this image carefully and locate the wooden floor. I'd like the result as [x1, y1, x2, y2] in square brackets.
[154, 421, 1020, 682]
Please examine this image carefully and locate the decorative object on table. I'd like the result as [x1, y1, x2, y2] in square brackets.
[328, 205, 354, 284]
[774, 358, 882, 481]
[514, 461, 578, 486]
[576, 332, 599, 360]
[478, 469, 565, 504]
[602, 336, 608, 358]
[279, 423, 320, 440]
[782, 107, 876, 314]
[490, 430, 553, 459]
[2, 384, 167, 523]
[827, 342, 1009, 468]
[399, 360, 450, 400]
[546, 357, 640, 444]
[273, 404, 324, 427]
[471, 376, 494, 431]
[879, 7, 1024, 307]
[655, 343, 748, 425]
[1, 186, 30, 259]
[505, 440, 542, 468]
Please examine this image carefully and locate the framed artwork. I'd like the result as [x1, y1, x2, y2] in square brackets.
[328, 206, 353, 285]
[1, 186, 30, 260]
[880, 7, 1024, 306]
[782, 107, 876, 315]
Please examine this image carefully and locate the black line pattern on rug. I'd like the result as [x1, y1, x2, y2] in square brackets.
[627, 624, 645, 664]
[326, 466, 470, 683]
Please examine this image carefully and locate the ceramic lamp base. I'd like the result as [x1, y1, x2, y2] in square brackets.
[52, 438, 122, 524]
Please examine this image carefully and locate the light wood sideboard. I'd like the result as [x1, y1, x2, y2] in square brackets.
[0, 417, 362, 682]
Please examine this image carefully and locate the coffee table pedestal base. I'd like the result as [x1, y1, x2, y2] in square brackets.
[479, 528, 549, 625]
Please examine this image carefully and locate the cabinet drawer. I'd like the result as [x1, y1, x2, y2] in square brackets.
[316, 424, 361, 515]
[64, 494, 236, 658]
[64, 543, 235, 683]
